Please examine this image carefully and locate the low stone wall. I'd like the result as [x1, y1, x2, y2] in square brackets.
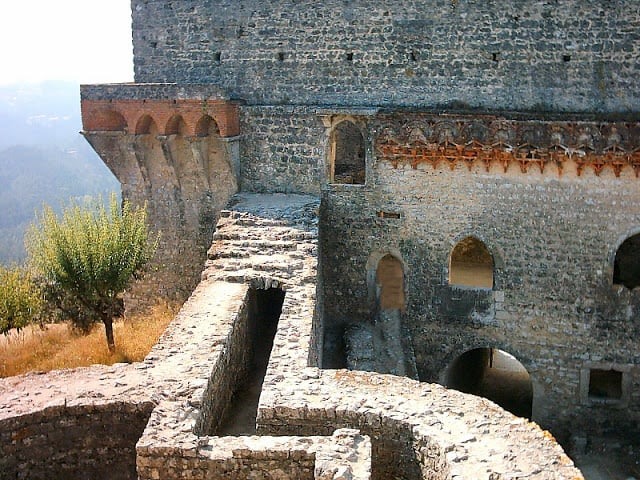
[138, 410, 371, 480]
[0, 401, 153, 480]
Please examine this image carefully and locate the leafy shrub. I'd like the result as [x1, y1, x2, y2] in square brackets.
[0, 266, 42, 335]
[27, 194, 156, 351]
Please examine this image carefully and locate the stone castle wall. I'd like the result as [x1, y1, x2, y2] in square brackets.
[131, 0, 639, 113]
[320, 114, 640, 441]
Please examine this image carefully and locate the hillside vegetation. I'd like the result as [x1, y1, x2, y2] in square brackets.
[0, 82, 119, 264]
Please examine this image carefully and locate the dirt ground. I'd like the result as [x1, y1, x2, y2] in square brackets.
[572, 439, 640, 480]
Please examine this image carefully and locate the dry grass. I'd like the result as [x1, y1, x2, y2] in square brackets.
[0, 302, 178, 378]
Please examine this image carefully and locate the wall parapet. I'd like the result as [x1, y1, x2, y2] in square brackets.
[80, 84, 240, 137]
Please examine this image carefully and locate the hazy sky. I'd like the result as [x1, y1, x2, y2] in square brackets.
[0, 1, 133, 86]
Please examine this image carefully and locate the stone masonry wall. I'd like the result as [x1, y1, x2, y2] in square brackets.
[239, 106, 327, 194]
[0, 193, 585, 480]
[321, 116, 640, 442]
[0, 402, 153, 480]
[131, 0, 639, 113]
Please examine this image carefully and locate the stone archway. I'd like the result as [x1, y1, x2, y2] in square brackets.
[443, 347, 533, 418]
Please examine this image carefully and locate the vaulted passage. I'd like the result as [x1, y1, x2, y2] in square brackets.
[613, 233, 640, 289]
[218, 288, 285, 435]
[444, 348, 533, 418]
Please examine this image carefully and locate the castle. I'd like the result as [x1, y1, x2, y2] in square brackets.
[1, 1, 639, 478]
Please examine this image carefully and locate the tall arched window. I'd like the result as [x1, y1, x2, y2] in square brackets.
[376, 254, 405, 310]
[449, 236, 494, 288]
[330, 121, 365, 184]
[613, 233, 640, 289]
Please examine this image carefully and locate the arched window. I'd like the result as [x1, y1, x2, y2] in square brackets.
[613, 233, 640, 289]
[449, 236, 494, 288]
[330, 121, 365, 184]
[376, 254, 404, 310]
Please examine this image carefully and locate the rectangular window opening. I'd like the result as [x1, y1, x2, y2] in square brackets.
[588, 368, 623, 401]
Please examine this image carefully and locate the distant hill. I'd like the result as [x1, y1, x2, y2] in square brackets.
[0, 82, 119, 265]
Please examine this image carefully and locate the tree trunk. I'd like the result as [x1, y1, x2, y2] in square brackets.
[103, 317, 116, 353]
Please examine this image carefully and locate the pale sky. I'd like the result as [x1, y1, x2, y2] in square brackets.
[0, 1, 133, 86]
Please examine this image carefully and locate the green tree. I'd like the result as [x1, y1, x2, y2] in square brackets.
[27, 194, 156, 352]
[0, 266, 42, 335]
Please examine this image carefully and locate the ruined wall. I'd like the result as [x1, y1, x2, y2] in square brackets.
[321, 114, 640, 441]
[0, 402, 153, 480]
[132, 0, 639, 113]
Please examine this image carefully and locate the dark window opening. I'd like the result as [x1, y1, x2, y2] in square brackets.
[449, 236, 494, 288]
[444, 348, 533, 418]
[346, 52, 353, 62]
[410, 50, 418, 62]
[613, 233, 640, 289]
[214, 52, 221, 63]
[331, 121, 365, 184]
[277, 52, 285, 62]
[589, 369, 623, 401]
[218, 288, 285, 435]
[492, 52, 500, 62]
[563, 54, 571, 62]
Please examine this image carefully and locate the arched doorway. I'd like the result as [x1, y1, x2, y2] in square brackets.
[444, 347, 533, 418]
[613, 233, 640, 289]
[330, 121, 365, 184]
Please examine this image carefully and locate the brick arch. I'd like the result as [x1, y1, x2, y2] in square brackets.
[89, 109, 127, 131]
[195, 115, 221, 137]
[135, 114, 157, 135]
[165, 114, 188, 136]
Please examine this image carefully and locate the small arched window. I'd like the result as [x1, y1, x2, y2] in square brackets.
[330, 121, 365, 184]
[449, 237, 494, 289]
[613, 233, 640, 290]
[376, 254, 404, 310]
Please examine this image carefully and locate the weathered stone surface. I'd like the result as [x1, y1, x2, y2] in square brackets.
[0, 194, 584, 480]
[131, 0, 640, 113]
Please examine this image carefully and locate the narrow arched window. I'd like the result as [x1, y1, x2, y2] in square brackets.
[613, 233, 640, 289]
[449, 237, 494, 288]
[331, 121, 365, 184]
[376, 255, 404, 310]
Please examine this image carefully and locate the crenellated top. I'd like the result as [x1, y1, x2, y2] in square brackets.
[80, 83, 240, 138]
